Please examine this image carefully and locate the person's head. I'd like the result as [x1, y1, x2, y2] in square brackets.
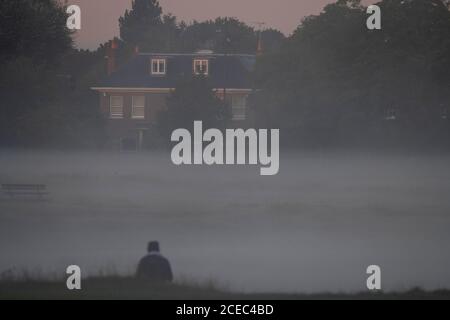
[147, 241, 160, 253]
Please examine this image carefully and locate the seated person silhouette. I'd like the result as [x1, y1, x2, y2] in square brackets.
[136, 241, 173, 282]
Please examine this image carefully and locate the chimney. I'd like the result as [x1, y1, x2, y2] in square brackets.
[256, 31, 263, 56]
[106, 39, 118, 75]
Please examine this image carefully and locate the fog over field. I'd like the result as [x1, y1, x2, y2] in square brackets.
[1, 150, 450, 293]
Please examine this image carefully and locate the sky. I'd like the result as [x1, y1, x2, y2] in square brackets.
[66, 0, 373, 50]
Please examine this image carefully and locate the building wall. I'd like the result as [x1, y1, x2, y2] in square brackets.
[99, 91, 169, 148]
[98, 90, 255, 148]
[100, 91, 167, 123]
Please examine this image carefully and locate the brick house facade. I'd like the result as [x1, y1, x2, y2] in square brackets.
[92, 49, 257, 150]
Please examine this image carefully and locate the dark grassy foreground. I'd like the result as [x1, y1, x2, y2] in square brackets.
[1, 277, 450, 300]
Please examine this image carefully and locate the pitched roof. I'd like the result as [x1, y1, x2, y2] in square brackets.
[96, 53, 256, 89]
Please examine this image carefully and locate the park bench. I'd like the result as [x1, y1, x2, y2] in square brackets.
[1, 184, 48, 199]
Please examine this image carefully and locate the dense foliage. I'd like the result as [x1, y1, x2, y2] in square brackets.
[158, 76, 229, 139]
[253, 0, 450, 148]
[118, 0, 284, 54]
[0, 0, 104, 147]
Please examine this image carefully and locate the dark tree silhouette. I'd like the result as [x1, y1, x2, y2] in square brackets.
[0, 0, 104, 147]
[158, 76, 229, 138]
[253, 0, 450, 147]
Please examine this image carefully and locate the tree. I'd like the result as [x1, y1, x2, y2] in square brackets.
[0, 0, 73, 67]
[117, 1, 285, 54]
[253, 0, 450, 147]
[119, 0, 162, 42]
[0, 0, 104, 147]
[180, 18, 256, 53]
[260, 29, 286, 54]
[158, 76, 229, 138]
[119, 0, 183, 52]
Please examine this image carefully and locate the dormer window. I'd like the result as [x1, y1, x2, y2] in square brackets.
[151, 58, 166, 75]
[194, 59, 209, 75]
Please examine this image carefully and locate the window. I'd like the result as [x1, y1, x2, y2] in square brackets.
[232, 95, 247, 121]
[442, 108, 448, 120]
[110, 96, 124, 119]
[194, 59, 209, 75]
[132, 96, 145, 119]
[151, 58, 166, 75]
[385, 108, 397, 121]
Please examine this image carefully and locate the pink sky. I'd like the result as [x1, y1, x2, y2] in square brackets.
[67, 0, 374, 49]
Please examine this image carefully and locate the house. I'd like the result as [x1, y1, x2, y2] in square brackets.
[92, 43, 257, 150]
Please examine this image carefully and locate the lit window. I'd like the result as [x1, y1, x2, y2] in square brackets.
[194, 59, 209, 75]
[151, 58, 166, 75]
[232, 95, 247, 121]
[110, 96, 124, 119]
[132, 96, 145, 119]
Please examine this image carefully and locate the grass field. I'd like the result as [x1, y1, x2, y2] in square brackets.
[1, 150, 450, 293]
[1, 277, 450, 300]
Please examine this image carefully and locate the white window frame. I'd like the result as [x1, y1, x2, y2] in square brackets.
[151, 58, 166, 75]
[231, 95, 247, 121]
[110, 96, 124, 119]
[132, 96, 145, 119]
[193, 59, 209, 76]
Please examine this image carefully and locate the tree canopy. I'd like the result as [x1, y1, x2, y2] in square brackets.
[117, 1, 285, 54]
[0, 0, 103, 147]
[253, 0, 450, 147]
[158, 76, 229, 139]
[0, 0, 73, 66]
[119, 0, 182, 52]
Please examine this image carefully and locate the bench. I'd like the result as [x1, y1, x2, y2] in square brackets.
[1, 184, 48, 199]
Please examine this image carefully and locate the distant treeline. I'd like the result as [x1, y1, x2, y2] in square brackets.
[1, 275, 450, 300]
[252, 0, 450, 148]
[0, 0, 449, 149]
